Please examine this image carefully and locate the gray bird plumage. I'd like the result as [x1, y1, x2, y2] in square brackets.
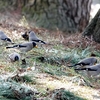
[69, 57, 97, 67]
[28, 31, 46, 44]
[6, 42, 37, 52]
[75, 64, 100, 77]
[0, 31, 12, 43]
[9, 52, 20, 62]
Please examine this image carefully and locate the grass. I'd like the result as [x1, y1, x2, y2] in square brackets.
[0, 42, 99, 100]
[53, 89, 86, 100]
[0, 15, 100, 100]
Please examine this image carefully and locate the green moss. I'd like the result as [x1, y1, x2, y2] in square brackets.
[61, 90, 86, 100]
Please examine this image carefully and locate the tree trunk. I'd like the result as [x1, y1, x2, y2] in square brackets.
[0, 0, 92, 33]
[23, 0, 92, 33]
[82, 9, 100, 43]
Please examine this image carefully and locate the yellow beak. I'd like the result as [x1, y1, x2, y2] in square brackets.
[35, 45, 38, 48]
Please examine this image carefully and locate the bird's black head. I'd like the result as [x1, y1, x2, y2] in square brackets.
[5, 38, 12, 42]
[28, 30, 32, 34]
[22, 32, 29, 40]
[32, 42, 37, 48]
[14, 56, 19, 61]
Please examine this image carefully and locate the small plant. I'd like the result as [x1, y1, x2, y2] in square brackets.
[22, 75, 33, 83]
[19, 16, 29, 28]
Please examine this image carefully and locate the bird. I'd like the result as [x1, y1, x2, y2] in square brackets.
[69, 57, 97, 67]
[28, 31, 46, 44]
[21, 31, 29, 41]
[0, 31, 12, 44]
[8, 52, 20, 62]
[6, 41, 37, 52]
[74, 64, 100, 77]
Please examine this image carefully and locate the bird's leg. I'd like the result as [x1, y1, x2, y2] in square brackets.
[20, 52, 29, 67]
[21, 59, 26, 65]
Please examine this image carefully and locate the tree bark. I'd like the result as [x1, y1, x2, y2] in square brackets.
[82, 9, 100, 43]
[0, 0, 92, 33]
[24, 0, 92, 33]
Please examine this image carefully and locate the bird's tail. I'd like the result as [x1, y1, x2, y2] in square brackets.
[75, 68, 97, 71]
[33, 40, 46, 44]
[41, 40, 46, 44]
[6, 45, 18, 49]
[6, 46, 14, 49]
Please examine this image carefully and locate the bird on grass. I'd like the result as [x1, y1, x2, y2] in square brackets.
[28, 31, 46, 44]
[69, 57, 97, 67]
[75, 64, 100, 77]
[0, 31, 12, 44]
[6, 41, 37, 52]
[8, 52, 20, 62]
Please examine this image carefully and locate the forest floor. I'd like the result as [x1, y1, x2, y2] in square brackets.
[0, 10, 100, 100]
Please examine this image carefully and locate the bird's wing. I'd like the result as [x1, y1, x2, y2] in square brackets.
[75, 68, 97, 71]
[18, 44, 27, 48]
[32, 40, 46, 44]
